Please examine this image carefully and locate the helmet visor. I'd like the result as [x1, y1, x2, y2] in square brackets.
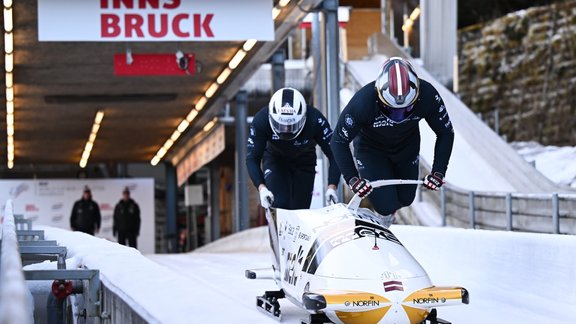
[269, 115, 306, 140]
[380, 102, 415, 122]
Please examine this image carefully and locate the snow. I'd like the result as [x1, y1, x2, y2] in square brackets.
[511, 141, 576, 189]
[31, 223, 576, 324]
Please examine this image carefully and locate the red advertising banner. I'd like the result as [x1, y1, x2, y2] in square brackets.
[114, 53, 195, 76]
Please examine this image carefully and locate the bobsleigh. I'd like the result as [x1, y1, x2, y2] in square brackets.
[246, 179, 469, 324]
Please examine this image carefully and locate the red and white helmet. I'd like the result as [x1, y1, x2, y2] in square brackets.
[375, 57, 420, 109]
[268, 87, 307, 140]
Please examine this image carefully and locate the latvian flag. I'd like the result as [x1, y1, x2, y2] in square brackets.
[383, 281, 404, 292]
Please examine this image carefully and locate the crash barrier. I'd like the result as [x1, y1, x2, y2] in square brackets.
[1, 209, 103, 324]
[415, 161, 576, 234]
[0, 200, 32, 324]
[420, 181, 576, 234]
[42, 226, 203, 324]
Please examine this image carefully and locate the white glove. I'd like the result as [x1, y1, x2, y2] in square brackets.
[259, 186, 274, 209]
[325, 188, 338, 205]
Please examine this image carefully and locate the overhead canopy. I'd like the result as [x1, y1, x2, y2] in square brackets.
[2, 0, 321, 167]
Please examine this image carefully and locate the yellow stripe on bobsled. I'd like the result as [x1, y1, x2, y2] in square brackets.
[403, 286, 469, 307]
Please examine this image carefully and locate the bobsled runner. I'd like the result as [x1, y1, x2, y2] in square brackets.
[246, 179, 469, 324]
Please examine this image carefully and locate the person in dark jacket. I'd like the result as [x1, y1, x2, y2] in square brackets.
[330, 57, 454, 218]
[70, 186, 101, 235]
[113, 187, 141, 248]
[247, 87, 341, 210]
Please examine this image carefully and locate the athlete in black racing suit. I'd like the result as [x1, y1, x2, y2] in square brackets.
[247, 87, 341, 209]
[330, 57, 454, 216]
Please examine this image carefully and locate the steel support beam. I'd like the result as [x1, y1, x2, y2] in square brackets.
[271, 50, 286, 93]
[165, 162, 178, 253]
[235, 90, 249, 232]
[209, 160, 221, 242]
[322, 0, 343, 202]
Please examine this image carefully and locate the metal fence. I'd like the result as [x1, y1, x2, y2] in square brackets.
[419, 172, 576, 234]
[0, 200, 33, 324]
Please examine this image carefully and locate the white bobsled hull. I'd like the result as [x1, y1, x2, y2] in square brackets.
[269, 201, 468, 324]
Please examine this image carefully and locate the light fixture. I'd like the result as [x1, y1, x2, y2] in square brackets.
[243, 39, 257, 52]
[216, 68, 232, 84]
[5, 1, 13, 169]
[5, 87, 13, 101]
[177, 119, 190, 133]
[402, 6, 420, 32]
[228, 50, 246, 69]
[203, 117, 218, 132]
[3, 8, 12, 32]
[163, 139, 174, 150]
[5, 71, 12, 87]
[5, 53, 13, 72]
[409, 7, 421, 21]
[170, 130, 181, 141]
[279, 0, 290, 7]
[195, 97, 207, 111]
[4, 33, 13, 53]
[272, 6, 281, 20]
[186, 109, 198, 122]
[205, 82, 219, 98]
[6, 100, 13, 114]
[79, 110, 104, 168]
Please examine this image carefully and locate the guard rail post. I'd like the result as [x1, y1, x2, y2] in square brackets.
[468, 191, 476, 229]
[440, 187, 446, 226]
[506, 193, 512, 231]
[552, 193, 559, 234]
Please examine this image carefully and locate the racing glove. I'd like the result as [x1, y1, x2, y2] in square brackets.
[325, 187, 338, 205]
[258, 186, 274, 209]
[423, 172, 445, 191]
[348, 177, 373, 198]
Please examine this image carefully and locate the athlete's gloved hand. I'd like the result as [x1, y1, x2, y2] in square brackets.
[348, 177, 373, 198]
[423, 172, 445, 191]
[325, 187, 338, 205]
[258, 186, 274, 209]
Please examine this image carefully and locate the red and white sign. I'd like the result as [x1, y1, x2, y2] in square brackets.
[38, 0, 274, 42]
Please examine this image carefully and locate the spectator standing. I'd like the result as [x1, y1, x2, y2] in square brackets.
[113, 187, 141, 248]
[70, 186, 101, 235]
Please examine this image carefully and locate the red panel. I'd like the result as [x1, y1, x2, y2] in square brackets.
[114, 53, 195, 76]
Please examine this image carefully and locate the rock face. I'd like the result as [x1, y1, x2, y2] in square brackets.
[458, 1, 576, 146]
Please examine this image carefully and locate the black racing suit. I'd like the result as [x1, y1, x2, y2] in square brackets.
[113, 198, 141, 248]
[70, 198, 101, 235]
[246, 106, 341, 209]
[330, 80, 454, 215]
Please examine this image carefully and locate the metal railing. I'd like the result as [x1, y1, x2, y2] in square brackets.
[0, 200, 33, 324]
[418, 163, 576, 234]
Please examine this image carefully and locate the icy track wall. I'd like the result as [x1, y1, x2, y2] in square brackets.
[40, 226, 206, 324]
[458, 0, 576, 146]
[37, 225, 576, 323]
[392, 225, 576, 323]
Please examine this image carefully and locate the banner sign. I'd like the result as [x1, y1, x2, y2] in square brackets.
[38, 0, 274, 41]
[177, 124, 225, 186]
[0, 178, 155, 254]
[114, 53, 196, 75]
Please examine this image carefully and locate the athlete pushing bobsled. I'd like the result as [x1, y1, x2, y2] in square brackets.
[245, 57, 466, 324]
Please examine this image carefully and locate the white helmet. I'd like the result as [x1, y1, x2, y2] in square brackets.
[268, 87, 307, 140]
